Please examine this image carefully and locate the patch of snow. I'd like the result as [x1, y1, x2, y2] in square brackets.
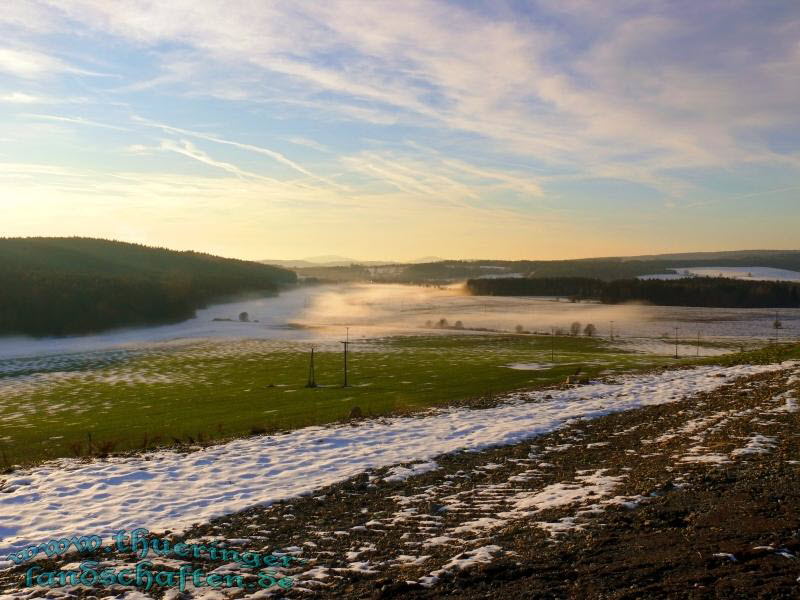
[418, 545, 501, 587]
[713, 552, 737, 561]
[383, 461, 440, 483]
[639, 266, 800, 282]
[510, 470, 624, 512]
[680, 452, 732, 464]
[535, 517, 583, 535]
[422, 536, 459, 547]
[731, 434, 776, 456]
[395, 554, 430, 566]
[766, 392, 799, 414]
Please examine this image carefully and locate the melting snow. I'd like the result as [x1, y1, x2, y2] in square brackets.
[383, 461, 440, 483]
[731, 434, 777, 456]
[418, 545, 501, 587]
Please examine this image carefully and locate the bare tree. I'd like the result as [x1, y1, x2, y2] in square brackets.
[583, 323, 596, 337]
[515, 324, 524, 334]
[773, 313, 782, 343]
[570, 321, 581, 336]
[238, 311, 250, 322]
[454, 320, 464, 329]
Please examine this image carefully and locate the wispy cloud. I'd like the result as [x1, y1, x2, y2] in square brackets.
[40, 1, 798, 178]
[21, 113, 129, 131]
[0, 47, 113, 79]
[2, 1, 799, 258]
[0, 92, 45, 103]
[286, 136, 331, 153]
[159, 139, 285, 184]
[134, 115, 348, 190]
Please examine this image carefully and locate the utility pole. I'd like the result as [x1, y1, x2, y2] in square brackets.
[305, 345, 317, 388]
[550, 326, 555, 362]
[340, 327, 351, 387]
[696, 332, 700, 357]
[610, 320, 615, 341]
[674, 326, 679, 359]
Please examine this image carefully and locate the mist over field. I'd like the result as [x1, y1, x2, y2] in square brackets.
[1, 283, 796, 361]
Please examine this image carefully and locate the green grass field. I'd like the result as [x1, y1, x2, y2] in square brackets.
[2, 334, 797, 467]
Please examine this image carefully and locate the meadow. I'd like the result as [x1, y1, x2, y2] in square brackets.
[3, 333, 797, 468]
[0, 334, 652, 466]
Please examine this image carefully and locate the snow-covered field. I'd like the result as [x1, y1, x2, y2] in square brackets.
[639, 266, 800, 282]
[1, 361, 796, 560]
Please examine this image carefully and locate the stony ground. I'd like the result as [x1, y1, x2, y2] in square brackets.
[2, 363, 799, 599]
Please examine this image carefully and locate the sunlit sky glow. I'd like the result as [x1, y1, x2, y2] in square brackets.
[2, 1, 799, 261]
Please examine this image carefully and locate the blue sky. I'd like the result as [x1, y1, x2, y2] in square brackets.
[1, 1, 799, 261]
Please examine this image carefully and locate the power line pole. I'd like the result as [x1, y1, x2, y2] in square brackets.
[696, 331, 700, 357]
[674, 326, 679, 359]
[305, 345, 317, 388]
[610, 320, 614, 341]
[340, 327, 350, 387]
[550, 326, 555, 362]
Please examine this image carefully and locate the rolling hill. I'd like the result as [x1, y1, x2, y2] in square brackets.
[0, 238, 297, 337]
[291, 250, 800, 283]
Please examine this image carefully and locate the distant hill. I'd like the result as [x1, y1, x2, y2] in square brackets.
[621, 249, 796, 261]
[263, 257, 387, 269]
[262, 255, 445, 269]
[294, 250, 800, 283]
[0, 238, 297, 337]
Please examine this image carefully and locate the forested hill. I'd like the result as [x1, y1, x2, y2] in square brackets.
[467, 276, 800, 309]
[0, 238, 297, 337]
[293, 250, 800, 283]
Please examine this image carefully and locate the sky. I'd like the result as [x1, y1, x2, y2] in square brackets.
[1, 0, 799, 262]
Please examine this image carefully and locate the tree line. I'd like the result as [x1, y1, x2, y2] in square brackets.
[0, 238, 297, 337]
[467, 277, 606, 298]
[302, 251, 800, 284]
[466, 276, 800, 309]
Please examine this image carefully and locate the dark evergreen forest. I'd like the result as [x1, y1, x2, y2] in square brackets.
[467, 276, 800, 308]
[0, 238, 296, 336]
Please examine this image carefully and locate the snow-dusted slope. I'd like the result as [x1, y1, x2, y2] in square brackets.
[640, 266, 800, 281]
[1, 362, 797, 559]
